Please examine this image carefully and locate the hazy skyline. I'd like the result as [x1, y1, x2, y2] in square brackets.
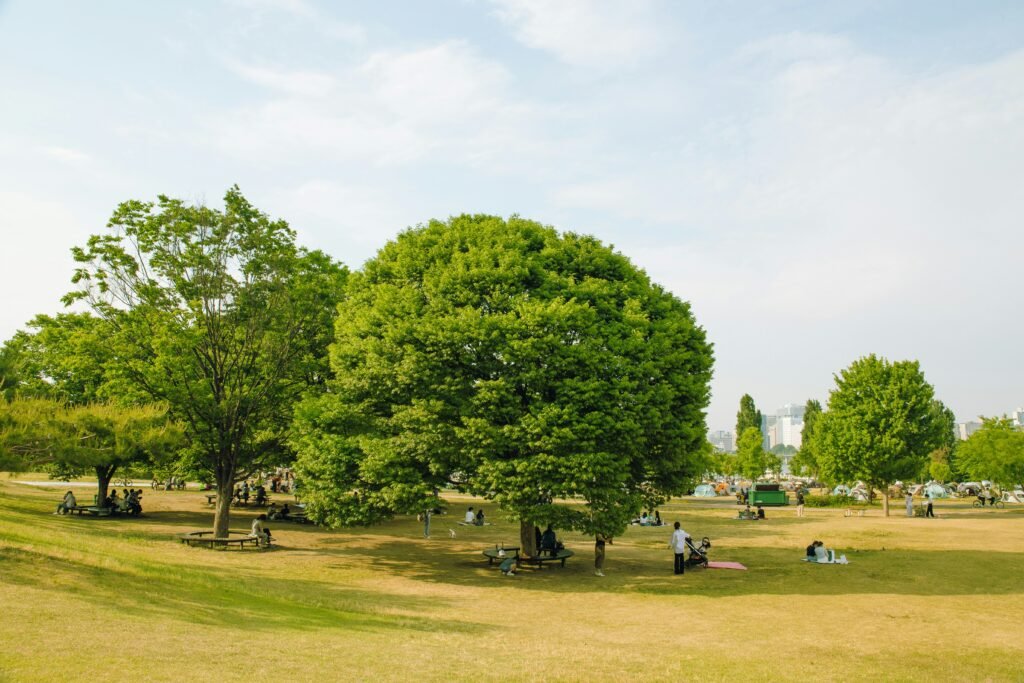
[1, 0, 1022, 430]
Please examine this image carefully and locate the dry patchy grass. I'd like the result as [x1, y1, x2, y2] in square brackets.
[1, 477, 1022, 682]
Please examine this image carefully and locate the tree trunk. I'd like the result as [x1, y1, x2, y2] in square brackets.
[519, 520, 538, 558]
[882, 491, 889, 517]
[95, 465, 115, 506]
[213, 470, 235, 538]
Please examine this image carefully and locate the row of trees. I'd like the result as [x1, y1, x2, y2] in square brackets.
[2, 191, 715, 544]
[733, 357, 1022, 516]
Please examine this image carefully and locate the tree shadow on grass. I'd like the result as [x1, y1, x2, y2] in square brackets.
[322, 539, 1024, 599]
[0, 544, 485, 636]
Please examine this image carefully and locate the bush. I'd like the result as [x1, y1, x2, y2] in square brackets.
[804, 494, 863, 508]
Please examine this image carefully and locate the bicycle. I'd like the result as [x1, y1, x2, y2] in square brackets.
[115, 476, 134, 488]
[972, 498, 1005, 509]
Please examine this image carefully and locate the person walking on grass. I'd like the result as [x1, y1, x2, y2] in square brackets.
[925, 493, 935, 518]
[669, 522, 690, 575]
[905, 491, 913, 518]
[796, 489, 805, 517]
[594, 533, 608, 577]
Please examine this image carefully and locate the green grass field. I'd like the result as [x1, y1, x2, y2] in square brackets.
[1, 477, 1022, 682]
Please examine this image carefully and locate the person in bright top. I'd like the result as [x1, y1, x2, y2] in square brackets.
[669, 522, 690, 575]
[464, 506, 475, 523]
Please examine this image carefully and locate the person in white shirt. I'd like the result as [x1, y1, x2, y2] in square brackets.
[669, 522, 690, 575]
[464, 507, 475, 524]
[250, 514, 271, 547]
[56, 490, 77, 514]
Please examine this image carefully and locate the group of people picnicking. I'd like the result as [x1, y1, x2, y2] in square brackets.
[631, 510, 664, 526]
[737, 503, 765, 520]
[55, 488, 143, 516]
[805, 540, 847, 564]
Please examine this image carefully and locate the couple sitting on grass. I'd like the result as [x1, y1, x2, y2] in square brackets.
[804, 540, 848, 564]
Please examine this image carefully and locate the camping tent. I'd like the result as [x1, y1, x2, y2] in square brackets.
[694, 484, 717, 497]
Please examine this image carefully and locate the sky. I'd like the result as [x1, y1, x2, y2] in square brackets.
[1, 0, 1022, 431]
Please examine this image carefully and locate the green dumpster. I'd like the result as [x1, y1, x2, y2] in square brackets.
[749, 483, 788, 506]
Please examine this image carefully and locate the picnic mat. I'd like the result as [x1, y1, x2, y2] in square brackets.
[706, 561, 746, 570]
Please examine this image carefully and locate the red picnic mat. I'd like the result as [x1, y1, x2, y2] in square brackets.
[706, 561, 747, 570]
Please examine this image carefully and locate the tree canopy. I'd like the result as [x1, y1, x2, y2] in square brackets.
[956, 417, 1024, 488]
[791, 398, 822, 477]
[0, 313, 129, 405]
[735, 426, 778, 481]
[291, 214, 713, 551]
[811, 355, 954, 513]
[736, 394, 762, 444]
[65, 187, 346, 535]
[0, 397, 181, 499]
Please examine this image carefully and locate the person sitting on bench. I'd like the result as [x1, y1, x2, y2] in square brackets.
[254, 485, 267, 506]
[56, 490, 77, 514]
[250, 514, 271, 547]
[540, 525, 558, 555]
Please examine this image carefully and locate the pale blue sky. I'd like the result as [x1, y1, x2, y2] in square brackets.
[1, 0, 1022, 430]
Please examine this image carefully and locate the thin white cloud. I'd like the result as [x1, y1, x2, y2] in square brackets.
[39, 145, 91, 164]
[225, 59, 337, 97]
[489, 0, 668, 67]
[216, 40, 546, 167]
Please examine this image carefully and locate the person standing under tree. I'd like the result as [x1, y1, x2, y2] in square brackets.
[669, 522, 690, 575]
[594, 533, 608, 577]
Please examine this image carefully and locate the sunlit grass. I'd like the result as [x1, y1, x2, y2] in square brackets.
[1, 476, 1022, 682]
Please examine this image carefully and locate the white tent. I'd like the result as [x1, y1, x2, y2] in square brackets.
[694, 484, 717, 497]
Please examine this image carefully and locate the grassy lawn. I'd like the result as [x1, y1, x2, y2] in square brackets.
[1, 477, 1022, 682]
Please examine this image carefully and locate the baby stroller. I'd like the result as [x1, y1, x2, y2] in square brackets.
[685, 536, 711, 569]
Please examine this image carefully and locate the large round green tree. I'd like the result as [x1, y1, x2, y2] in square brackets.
[291, 215, 713, 554]
[812, 354, 955, 515]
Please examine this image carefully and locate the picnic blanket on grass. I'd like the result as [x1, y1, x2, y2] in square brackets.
[706, 561, 746, 570]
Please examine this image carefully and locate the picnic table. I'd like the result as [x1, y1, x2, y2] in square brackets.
[482, 547, 574, 569]
[177, 530, 260, 550]
[482, 547, 520, 565]
[205, 494, 217, 505]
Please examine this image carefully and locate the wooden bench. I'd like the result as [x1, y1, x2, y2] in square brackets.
[177, 531, 261, 550]
[522, 549, 574, 568]
[64, 506, 113, 517]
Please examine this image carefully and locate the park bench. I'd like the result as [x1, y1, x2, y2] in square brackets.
[177, 531, 260, 550]
[483, 547, 573, 569]
[64, 505, 112, 517]
[522, 549, 574, 568]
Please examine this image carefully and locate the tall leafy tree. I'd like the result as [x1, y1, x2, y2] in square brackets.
[736, 394, 763, 444]
[811, 355, 954, 515]
[735, 427, 777, 481]
[956, 417, 1024, 488]
[65, 187, 346, 536]
[791, 398, 822, 477]
[292, 215, 713, 555]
